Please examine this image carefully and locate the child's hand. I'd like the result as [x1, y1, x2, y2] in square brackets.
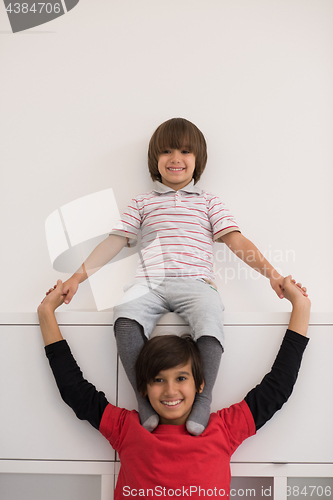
[270, 272, 309, 300]
[39, 280, 66, 314]
[61, 276, 80, 304]
[45, 275, 79, 304]
[282, 275, 310, 306]
[269, 273, 285, 299]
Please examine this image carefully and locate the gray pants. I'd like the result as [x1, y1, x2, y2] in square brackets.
[113, 277, 225, 348]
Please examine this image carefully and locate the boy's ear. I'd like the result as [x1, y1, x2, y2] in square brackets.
[197, 382, 205, 394]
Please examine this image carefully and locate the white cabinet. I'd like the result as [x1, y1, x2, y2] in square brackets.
[0, 323, 117, 461]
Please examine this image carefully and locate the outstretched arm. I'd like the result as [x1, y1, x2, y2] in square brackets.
[38, 282, 109, 429]
[221, 232, 289, 299]
[38, 280, 66, 346]
[46, 234, 128, 304]
[244, 276, 311, 430]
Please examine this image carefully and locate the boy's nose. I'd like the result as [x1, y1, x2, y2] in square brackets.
[170, 151, 181, 163]
[164, 382, 177, 396]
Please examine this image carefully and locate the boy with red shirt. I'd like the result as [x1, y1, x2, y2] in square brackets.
[39, 276, 310, 499]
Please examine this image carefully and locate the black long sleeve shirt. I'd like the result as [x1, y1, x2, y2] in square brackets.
[45, 329, 309, 432]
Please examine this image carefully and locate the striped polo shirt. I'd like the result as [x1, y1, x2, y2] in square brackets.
[111, 181, 240, 281]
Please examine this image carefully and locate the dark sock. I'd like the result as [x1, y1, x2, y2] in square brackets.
[114, 317, 159, 431]
[186, 336, 223, 436]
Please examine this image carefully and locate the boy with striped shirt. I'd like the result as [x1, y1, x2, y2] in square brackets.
[52, 118, 288, 435]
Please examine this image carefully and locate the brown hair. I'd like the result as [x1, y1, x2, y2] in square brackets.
[135, 334, 204, 396]
[148, 118, 207, 184]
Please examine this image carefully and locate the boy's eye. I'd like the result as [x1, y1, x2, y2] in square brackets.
[161, 149, 191, 155]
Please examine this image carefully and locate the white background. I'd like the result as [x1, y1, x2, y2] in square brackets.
[0, 0, 332, 314]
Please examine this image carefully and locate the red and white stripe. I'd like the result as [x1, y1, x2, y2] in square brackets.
[111, 182, 239, 281]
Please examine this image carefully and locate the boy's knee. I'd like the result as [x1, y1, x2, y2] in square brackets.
[114, 317, 146, 340]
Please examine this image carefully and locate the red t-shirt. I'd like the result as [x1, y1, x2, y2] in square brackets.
[100, 399, 256, 499]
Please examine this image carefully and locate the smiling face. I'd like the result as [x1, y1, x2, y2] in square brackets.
[148, 118, 207, 186]
[157, 148, 196, 191]
[145, 362, 204, 425]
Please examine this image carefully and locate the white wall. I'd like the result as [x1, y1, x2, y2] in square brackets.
[0, 0, 332, 314]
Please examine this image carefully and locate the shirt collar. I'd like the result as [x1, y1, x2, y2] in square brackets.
[152, 180, 201, 195]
